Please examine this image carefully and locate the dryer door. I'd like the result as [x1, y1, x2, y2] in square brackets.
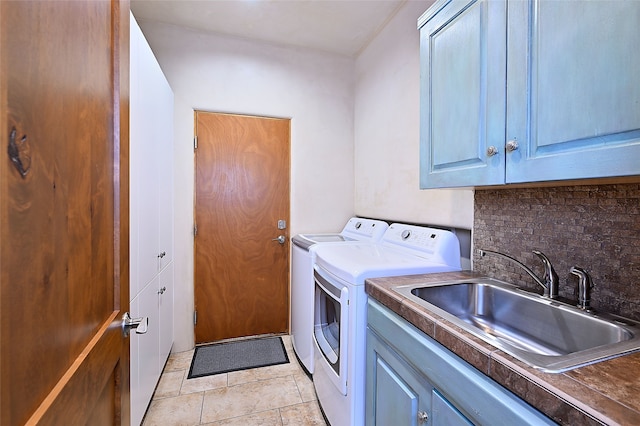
[313, 268, 349, 395]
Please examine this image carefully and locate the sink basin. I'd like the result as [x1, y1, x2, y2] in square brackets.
[393, 278, 640, 372]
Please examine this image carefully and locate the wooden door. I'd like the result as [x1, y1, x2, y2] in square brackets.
[195, 112, 290, 343]
[0, 1, 131, 424]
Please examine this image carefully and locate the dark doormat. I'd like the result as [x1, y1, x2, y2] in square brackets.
[188, 336, 289, 379]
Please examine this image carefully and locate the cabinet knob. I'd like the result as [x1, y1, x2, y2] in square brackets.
[486, 145, 499, 157]
[158, 286, 167, 295]
[418, 410, 429, 423]
[158, 251, 166, 259]
[506, 140, 519, 152]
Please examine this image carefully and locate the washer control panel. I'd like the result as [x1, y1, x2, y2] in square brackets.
[341, 217, 389, 240]
[382, 223, 458, 257]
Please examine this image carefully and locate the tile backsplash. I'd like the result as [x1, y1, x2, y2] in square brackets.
[473, 183, 640, 321]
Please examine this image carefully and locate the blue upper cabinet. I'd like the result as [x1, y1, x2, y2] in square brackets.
[506, 0, 640, 183]
[419, 0, 640, 188]
[419, 0, 507, 187]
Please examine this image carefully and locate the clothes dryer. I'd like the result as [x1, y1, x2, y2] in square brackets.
[312, 223, 462, 426]
[291, 217, 388, 374]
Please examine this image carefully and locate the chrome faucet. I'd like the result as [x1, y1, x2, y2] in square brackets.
[478, 249, 559, 299]
[570, 266, 593, 311]
[532, 250, 559, 299]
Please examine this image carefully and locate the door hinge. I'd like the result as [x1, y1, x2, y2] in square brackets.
[194, 224, 198, 236]
[194, 310, 197, 325]
[194, 136, 198, 150]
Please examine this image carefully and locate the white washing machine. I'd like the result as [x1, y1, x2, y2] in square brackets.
[291, 217, 389, 374]
[312, 223, 462, 426]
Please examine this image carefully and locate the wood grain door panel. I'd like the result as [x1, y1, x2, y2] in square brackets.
[0, 0, 130, 424]
[195, 112, 290, 343]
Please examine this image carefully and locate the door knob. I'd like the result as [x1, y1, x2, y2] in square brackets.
[272, 235, 286, 244]
[122, 312, 148, 337]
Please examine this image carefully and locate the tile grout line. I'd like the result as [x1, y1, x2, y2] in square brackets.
[198, 391, 205, 425]
[179, 368, 187, 395]
[278, 407, 285, 426]
[292, 373, 305, 403]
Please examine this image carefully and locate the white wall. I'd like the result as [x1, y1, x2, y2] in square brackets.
[136, 21, 356, 352]
[354, 1, 474, 229]
[137, 0, 477, 351]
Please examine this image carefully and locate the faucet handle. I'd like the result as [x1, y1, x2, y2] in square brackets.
[570, 266, 593, 310]
[532, 250, 555, 274]
[532, 250, 558, 298]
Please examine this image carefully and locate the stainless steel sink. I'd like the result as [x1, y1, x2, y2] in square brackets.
[393, 278, 640, 372]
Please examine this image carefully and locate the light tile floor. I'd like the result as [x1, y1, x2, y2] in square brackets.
[142, 335, 328, 426]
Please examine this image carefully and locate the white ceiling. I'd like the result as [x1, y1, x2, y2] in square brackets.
[130, 0, 407, 57]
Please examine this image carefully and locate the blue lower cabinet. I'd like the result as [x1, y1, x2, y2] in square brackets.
[367, 342, 429, 425]
[431, 390, 473, 426]
[366, 299, 554, 425]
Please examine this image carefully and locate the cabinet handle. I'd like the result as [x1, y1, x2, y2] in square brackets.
[506, 140, 519, 152]
[486, 145, 499, 157]
[158, 286, 167, 295]
[158, 251, 166, 258]
[418, 410, 429, 423]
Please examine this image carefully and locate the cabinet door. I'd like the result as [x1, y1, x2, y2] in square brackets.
[159, 261, 174, 365]
[419, 0, 507, 188]
[367, 328, 430, 426]
[432, 390, 473, 426]
[130, 277, 161, 426]
[129, 295, 144, 426]
[374, 357, 423, 425]
[131, 16, 160, 288]
[367, 327, 474, 426]
[156, 62, 174, 269]
[506, 0, 640, 183]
